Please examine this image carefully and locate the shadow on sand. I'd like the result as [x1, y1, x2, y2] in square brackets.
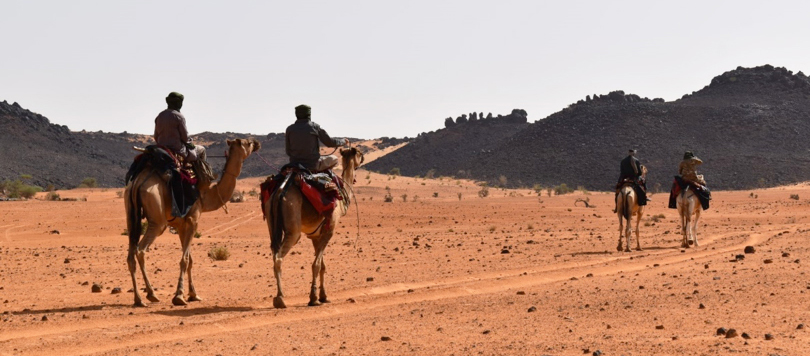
[152, 306, 258, 317]
[12, 303, 131, 316]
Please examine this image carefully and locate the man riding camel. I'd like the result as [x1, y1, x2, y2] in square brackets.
[285, 104, 349, 172]
[669, 150, 711, 209]
[615, 149, 648, 212]
[154, 92, 206, 163]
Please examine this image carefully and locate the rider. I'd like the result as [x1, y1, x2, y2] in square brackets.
[154, 92, 206, 163]
[615, 149, 648, 211]
[285, 104, 349, 172]
[679, 151, 706, 185]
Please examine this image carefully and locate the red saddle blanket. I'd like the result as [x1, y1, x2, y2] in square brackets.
[260, 173, 344, 218]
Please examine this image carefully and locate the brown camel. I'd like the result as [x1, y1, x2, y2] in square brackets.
[616, 166, 647, 252]
[124, 138, 260, 307]
[677, 186, 702, 248]
[264, 147, 363, 308]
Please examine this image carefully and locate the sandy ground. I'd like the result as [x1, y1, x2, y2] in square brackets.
[1, 171, 810, 355]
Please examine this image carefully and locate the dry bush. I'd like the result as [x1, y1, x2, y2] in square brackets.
[45, 192, 61, 201]
[478, 184, 489, 198]
[790, 194, 799, 200]
[230, 191, 245, 203]
[78, 177, 97, 188]
[208, 246, 230, 261]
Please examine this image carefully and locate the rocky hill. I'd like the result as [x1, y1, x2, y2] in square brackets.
[367, 65, 810, 190]
[0, 102, 289, 189]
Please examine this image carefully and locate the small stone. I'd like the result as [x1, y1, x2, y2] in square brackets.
[347, 298, 356, 303]
[744, 246, 755, 254]
[797, 323, 805, 330]
[765, 333, 774, 340]
[366, 277, 374, 282]
[764, 259, 773, 264]
[782, 252, 791, 257]
[91, 284, 102, 293]
[592, 350, 603, 356]
[699, 303, 705, 309]
[482, 330, 491, 334]
[381, 336, 391, 341]
[725, 328, 739, 338]
[64, 258, 70, 264]
[639, 286, 645, 289]
[41, 315, 49, 321]
[655, 325, 664, 330]
[516, 291, 526, 295]
[528, 306, 537, 313]
[672, 336, 678, 340]
[735, 254, 745, 261]
[110, 287, 122, 294]
[501, 249, 510, 254]
[704, 264, 709, 269]
[741, 332, 751, 339]
[251, 344, 259, 350]
[716, 327, 728, 335]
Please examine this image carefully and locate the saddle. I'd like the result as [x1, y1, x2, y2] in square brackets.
[125, 145, 199, 218]
[668, 176, 711, 210]
[260, 164, 347, 219]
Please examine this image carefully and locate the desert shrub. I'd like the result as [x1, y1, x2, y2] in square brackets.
[412, 195, 419, 202]
[790, 194, 799, 200]
[208, 246, 230, 261]
[498, 175, 508, 187]
[45, 184, 55, 192]
[457, 192, 462, 201]
[489, 226, 496, 232]
[425, 169, 436, 179]
[45, 192, 61, 201]
[577, 186, 590, 195]
[20, 174, 33, 180]
[401, 193, 408, 202]
[653, 182, 662, 194]
[194, 231, 202, 238]
[247, 188, 258, 197]
[553, 183, 574, 195]
[230, 191, 245, 203]
[116, 190, 124, 198]
[532, 184, 543, 195]
[18, 185, 42, 199]
[384, 187, 393, 202]
[650, 214, 666, 223]
[546, 187, 552, 197]
[78, 177, 97, 188]
[478, 184, 489, 198]
[389, 167, 401, 176]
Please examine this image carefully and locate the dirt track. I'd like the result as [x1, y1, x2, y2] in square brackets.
[1, 173, 809, 355]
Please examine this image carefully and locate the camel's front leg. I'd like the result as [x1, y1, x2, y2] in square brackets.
[273, 229, 302, 309]
[309, 232, 333, 306]
[692, 208, 701, 247]
[127, 244, 146, 307]
[616, 214, 624, 252]
[680, 208, 690, 248]
[187, 253, 202, 302]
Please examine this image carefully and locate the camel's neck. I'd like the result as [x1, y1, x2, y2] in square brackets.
[341, 164, 356, 188]
[201, 151, 244, 212]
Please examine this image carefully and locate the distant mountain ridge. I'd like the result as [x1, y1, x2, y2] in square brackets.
[366, 65, 810, 190]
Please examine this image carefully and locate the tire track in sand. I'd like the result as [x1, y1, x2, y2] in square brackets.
[0, 228, 778, 355]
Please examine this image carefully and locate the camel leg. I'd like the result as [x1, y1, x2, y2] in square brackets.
[624, 220, 632, 253]
[187, 253, 202, 302]
[273, 227, 302, 309]
[692, 206, 701, 247]
[172, 220, 196, 306]
[616, 213, 624, 252]
[634, 207, 644, 251]
[680, 205, 690, 248]
[135, 220, 165, 303]
[309, 231, 334, 306]
[127, 244, 146, 307]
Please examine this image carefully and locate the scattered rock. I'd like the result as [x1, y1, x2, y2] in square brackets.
[381, 336, 392, 342]
[41, 315, 49, 321]
[699, 303, 705, 309]
[765, 333, 774, 340]
[741, 332, 751, 339]
[482, 330, 491, 334]
[528, 306, 537, 313]
[782, 252, 791, 257]
[91, 284, 102, 293]
[516, 291, 526, 295]
[592, 350, 602, 356]
[347, 298, 356, 303]
[725, 329, 739, 338]
[797, 323, 805, 330]
[501, 249, 510, 254]
[49, 230, 60, 235]
[735, 254, 745, 261]
[655, 325, 665, 330]
[764, 259, 773, 264]
[744, 246, 756, 254]
[716, 327, 728, 335]
[110, 287, 122, 294]
[64, 258, 70, 264]
[251, 344, 259, 351]
[366, 277, 374, 282]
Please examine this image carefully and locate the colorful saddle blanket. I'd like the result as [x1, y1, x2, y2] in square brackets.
[260, 165, 346, 218]
[668, 176, 710, 210]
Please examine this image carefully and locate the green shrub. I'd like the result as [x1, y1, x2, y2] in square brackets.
[78, 177, 97, 188]
[18, 185, 42, 199]
[389, 167, 401, 176]
[553, 183, 574, 195]
[424, 169, 436, 179]
[45, 192, 61, 201]
[478, 184, 489, 198]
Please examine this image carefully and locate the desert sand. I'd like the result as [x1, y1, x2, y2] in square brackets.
[1, 169, 809, 355]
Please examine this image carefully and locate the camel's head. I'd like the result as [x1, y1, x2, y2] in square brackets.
[226, 138, 261, 159]
[339, 147, 364, 183]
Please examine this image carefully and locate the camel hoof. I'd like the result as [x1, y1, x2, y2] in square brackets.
[635, 248, 643, 251]
[319, 297, 330, 304]
[623, 248, 631, 253]
[188, 295, 202, 302]
[172, 296, 188, 306]
[616, 245, 623, 252]
[133, 301, 148, 308]
[273, 296, 287, 309]
[308, 299, 321, 307]
[146, 294, 160, 303]
[688, 240, 694, 246]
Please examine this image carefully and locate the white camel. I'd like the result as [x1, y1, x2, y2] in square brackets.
[677, 186, 702, 248]
[616, 166, 647, 252]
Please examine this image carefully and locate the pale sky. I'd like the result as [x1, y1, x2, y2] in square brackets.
[2, 0, 809, 139]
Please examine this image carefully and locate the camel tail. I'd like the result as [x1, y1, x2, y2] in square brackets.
[270, 174, 293, 253]
[127, 184, 143, 248]
[622, 190, 631, 221]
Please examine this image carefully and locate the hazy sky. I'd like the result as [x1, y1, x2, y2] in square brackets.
[2, 0, 809, 139]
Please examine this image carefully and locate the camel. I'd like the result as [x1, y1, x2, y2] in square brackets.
[677, 185, 702, 248]
[124, 138, 260, 307]
[616, 166, 647, 252]
[264, 147, 363, 308]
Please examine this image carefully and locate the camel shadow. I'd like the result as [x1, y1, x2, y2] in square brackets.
[11, 303, 131, 316]
[570, 251, 613, 257]
[152, 306, 257, 317]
